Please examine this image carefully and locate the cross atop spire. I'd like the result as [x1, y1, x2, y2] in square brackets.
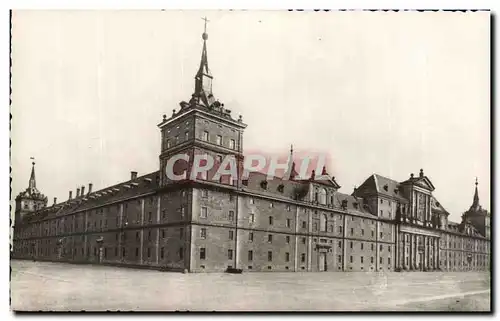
[202, 16, 209, 34]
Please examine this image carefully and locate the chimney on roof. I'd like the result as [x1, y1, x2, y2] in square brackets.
[419, 169, 424, 178]
[76, 187, 80, 198]
[69, 190, 73, 200]
[81, 186, 85, 196]
[410, 173, 414, 179]
[310, 170, 315, 181]
[53, 197, 57, 205]
[88, 183, 93, 194]
[131, 171, 138, 180]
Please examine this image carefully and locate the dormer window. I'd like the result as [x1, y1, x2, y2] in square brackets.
[383, 184, 388, 191]
[277, 184, 284, 193]
[394, 189, 398, 194]
[260, 180, 268, 190]
[353, 202, 359, 209]
[341, 200, 348, 210]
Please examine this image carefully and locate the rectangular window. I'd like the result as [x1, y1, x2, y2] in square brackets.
[285, 252, 290, 262]
[179, 247, 184, 259]
[361, 243, 364, 250]
[301, 253, 305, 263]
[371, 257, 374, 263]
[161, 247, 164, 259]
[250, 198, 254, 204]
[229, 139, 235, 149]
[268, 234, 273, 243]
[286, 219, 291, 228]
[269, 216, 273, 225]
[380, 244, 383, 251]
[268, 251, 273, 262]
[380, 232, 383, 238]
[200, 248, 206, 260]
[249, 214, 255, 224]
[180, 228, 184, 239]
[361, 256, 364, 263]
[166, 139, 171, 148]
[229, 230, 234, 240]
[371, 244, 374, 251]
[380, 210, 383, 216]
[339, 226, 343, 234]
[380, 257, 383, 264]
[201, 189, 208, 197]
[228, 211, 235, 221]
[201, 207, 207, 218]
[216, 135, 222, 145]
[338, 255, 342, 262]
[249, 232, 254, 242]
[201, 228, 207, 239]
[302, 221, 307, 229]
[175, 135, 179, 144]
[338, 241, 342, 248]
[248, 250, 253, 261]
[286, 236, 290, 243]
[302, 237, 306, 244]
[350, 242, 353, 249]
[202, 131, 209, 141]
[147, 248, 151, 258]
[227, 249, 233, 260]
[388, 257, 391, 265]
[286, 205, 291, 212]
[185, 131, 189, 141]
[361, 229, 364, 236]
[350, 256, 353, 263]
[351, 228, 354, 235]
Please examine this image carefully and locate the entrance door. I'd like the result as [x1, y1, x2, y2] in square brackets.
[319, 252, 327, 272]
[98, 247, 104, 264]
[419, 253, 424, 271]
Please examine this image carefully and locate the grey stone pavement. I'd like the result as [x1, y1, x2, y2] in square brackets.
[10, 260, 491, 311]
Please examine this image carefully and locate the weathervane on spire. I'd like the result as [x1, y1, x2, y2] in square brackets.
[30, 156, 35, 166]
[202, 16, 209, 40]
[475, 177, 478, 186]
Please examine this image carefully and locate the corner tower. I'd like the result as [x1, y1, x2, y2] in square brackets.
[158, 17, 247, 186]
[463, 178, 490, 239]
[14, 160, 48, 225]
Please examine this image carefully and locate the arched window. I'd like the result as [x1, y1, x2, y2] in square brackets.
[319, 188, 327, 205]
[320, 214, 327, 232]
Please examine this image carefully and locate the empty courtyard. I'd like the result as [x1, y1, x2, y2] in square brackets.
[10, 260, 490, 312]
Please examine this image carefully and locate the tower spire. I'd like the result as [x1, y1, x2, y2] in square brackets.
[29, 157, 36, 190]
[194, 16, 215, 107]
[472, 177, 480, 208]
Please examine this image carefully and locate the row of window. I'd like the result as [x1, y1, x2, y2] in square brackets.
[18, 244, 185, 261]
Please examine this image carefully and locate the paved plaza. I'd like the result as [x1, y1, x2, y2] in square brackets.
[10, 260, 490, 311]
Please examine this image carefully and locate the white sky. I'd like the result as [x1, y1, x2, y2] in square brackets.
[10, 10, 490, 223]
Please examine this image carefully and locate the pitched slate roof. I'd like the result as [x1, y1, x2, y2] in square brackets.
[356, 174, 407, 202]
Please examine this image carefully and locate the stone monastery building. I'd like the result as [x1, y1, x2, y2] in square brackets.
[12, 21, 490, 273]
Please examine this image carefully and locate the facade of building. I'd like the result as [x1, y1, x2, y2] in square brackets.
[12, 25, 490, 273]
